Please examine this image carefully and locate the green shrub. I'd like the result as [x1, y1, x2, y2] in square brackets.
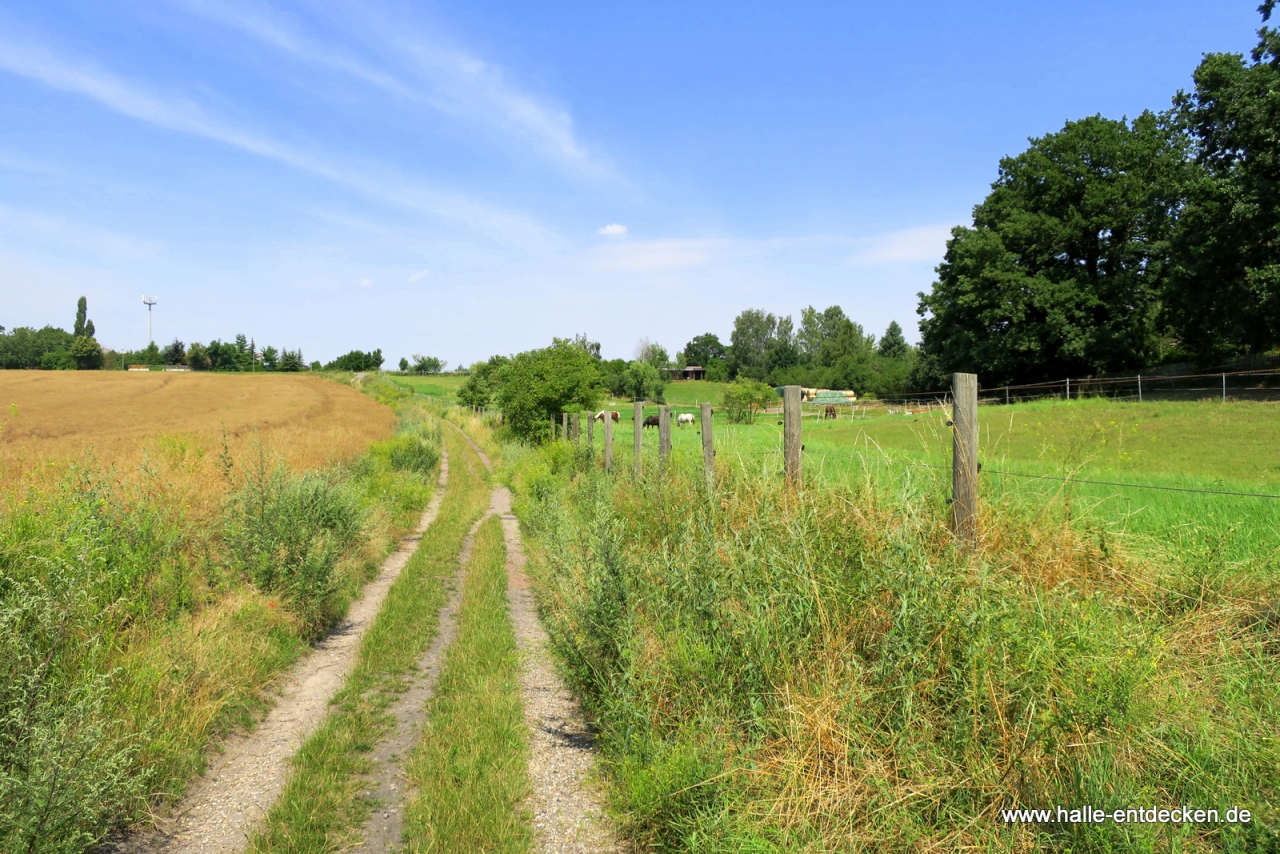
[0, 470, 180, 853]
[383, 433, 441, 475]
[224, 454, 366, 636]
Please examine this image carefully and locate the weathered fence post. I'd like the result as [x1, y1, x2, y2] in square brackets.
[700, 402, 714, 482]
[587, 412, 594, 448]
[1066, 377, 1071, 400]
[951, 373, 979, 548]
[604, 413, 613, 471]
[1223, 373, 1227, 402]
[633, 401, 644, 478]
[783, 385, 802, 487]
[562, 412, 569, 442]
[1138, 374, 1142, 402]
[572, 412, 580, 443]
[658, 405, 671, 469]
[550, 415, 556, 440]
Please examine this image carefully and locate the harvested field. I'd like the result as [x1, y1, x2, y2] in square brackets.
[0, 371, 394, 512]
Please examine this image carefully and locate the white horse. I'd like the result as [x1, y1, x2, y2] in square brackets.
[677, 413, 695, 426]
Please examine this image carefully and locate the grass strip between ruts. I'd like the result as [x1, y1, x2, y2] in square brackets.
[403, 514, 531, 854]
[247, 428, 490, 853]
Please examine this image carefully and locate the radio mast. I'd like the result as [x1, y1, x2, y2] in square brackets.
[142, 295, 158, 345]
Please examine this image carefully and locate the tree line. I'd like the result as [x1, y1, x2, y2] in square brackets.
[457, 313, 921, 441]
[917, 2, 1280, 386]
[0, 297, 385, 373]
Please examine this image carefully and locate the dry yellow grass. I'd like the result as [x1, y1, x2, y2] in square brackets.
[0, 371, 395, 515]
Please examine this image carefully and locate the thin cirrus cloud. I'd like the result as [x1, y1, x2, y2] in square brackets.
[850, 224, 955, 265]
[0, 35, 561, 254]
[407, 269, 430, 282]
[586, 238, 726, 272]
[166, 0, 610, 178]
[597, 223, 627, 237]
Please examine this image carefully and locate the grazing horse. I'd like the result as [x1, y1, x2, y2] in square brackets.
[593, 410, 620, 423]
[642, 415, 660, 428]
[824, 405, 837, 419]
[677, 413, 695, 426]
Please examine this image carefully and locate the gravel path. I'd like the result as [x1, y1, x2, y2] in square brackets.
[438, 418, 621, 853]
[112, 449, 450, 854]
[495, 487, 622, 854]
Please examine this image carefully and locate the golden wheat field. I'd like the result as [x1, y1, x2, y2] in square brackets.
[0, 371, 395, 514]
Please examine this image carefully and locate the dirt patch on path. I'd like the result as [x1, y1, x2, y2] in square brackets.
[113, 450, 451, 854]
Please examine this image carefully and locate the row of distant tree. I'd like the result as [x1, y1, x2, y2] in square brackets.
[0, 298, 106, 370]
[457, 307, 922, 441]
[0, 297, 401, 374]
[916, 3, 1280, 386]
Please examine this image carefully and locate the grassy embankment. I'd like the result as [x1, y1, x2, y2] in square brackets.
[508, 399, 1280, 852]
[0, 372, 438, 853]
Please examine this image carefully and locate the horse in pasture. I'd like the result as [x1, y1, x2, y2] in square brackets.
[824, 405, 837, 419]
[593, 410, 620, 423]
[642, 415, 660, 428]
[677, 413, 694, 426]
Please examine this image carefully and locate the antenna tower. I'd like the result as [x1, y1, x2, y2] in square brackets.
[142, 295, 158, 345]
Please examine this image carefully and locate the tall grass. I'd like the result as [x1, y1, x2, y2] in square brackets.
[0, 396, 441, 853]
[513, 445, 1280, 852]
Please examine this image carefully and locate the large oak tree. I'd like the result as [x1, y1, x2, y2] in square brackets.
[919, 113, 1188, 384]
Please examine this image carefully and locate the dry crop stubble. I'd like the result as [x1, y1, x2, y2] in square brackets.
[0, 371, 395, 517]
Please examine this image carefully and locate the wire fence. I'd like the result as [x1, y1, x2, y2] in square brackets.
[871, 367, 1280, 409]
[716, 442, 1280, 501]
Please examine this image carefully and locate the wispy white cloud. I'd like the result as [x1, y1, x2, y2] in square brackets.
[407, 269, 431, 282]
[358, 277, 373, 287]
[165, 0, 610, 177]
[0, 202, 162, 260]
[0, 37, 560, 253]
[587, 238, 726, 272]
[597, 223, 627, 237]
[850, 224, 953, 264]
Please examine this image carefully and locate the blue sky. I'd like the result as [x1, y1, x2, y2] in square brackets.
[0, 1, 1263, 365]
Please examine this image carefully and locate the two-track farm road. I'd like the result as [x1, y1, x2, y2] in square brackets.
[442, 420, 622, 853]
[116, 417, 620, 853]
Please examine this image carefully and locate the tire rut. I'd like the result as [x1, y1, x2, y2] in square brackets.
[441, 417, 621, 851]
[348, 502, 494, 853]
[494, 486, 622, 854]
[110, 449, 451, 854]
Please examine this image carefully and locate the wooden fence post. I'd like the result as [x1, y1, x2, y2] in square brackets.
[658, 405, 671, 469]
[604, 413, 613, 471]
[633, 401, 644, 478]
[783, 385, 802, 486]
[587, 412, 594, 448]
[562, 412, 569, 442]
[951, 373, 979, 548]
[700, 402, 714, 482]
[550, 415, 556, 440]
[572, 412, 580, 443]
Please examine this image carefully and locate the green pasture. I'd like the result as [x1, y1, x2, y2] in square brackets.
[389, 374, 469, 400]
[582, 396, 1280, 562]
